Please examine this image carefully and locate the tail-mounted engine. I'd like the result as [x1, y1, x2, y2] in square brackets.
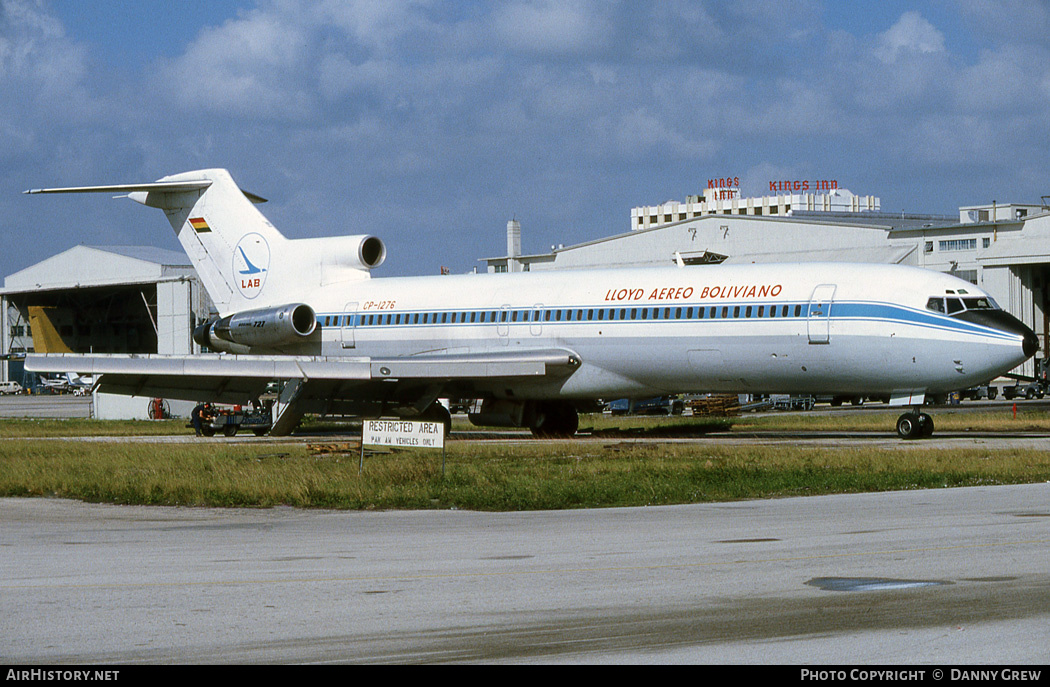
[194, 303, 316, 353]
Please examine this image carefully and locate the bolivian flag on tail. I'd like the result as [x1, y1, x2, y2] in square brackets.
[189, 217, 211, 233]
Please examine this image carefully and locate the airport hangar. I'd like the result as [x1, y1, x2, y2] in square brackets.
[0, 245, 212, 419]
[2, 184, 1049, 419]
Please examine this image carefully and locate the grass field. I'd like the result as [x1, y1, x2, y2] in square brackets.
[2, 405, 1046, 437]
[2, 408, 1050, 510]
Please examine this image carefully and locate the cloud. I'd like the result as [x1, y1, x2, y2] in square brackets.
[158, 8, 314, 119]
[875, 11, 946, 63]
[6, 1, 1050, 280]
[0, 0, 89, 101]
[492, 0, 614, 57]
[956, 0, 1050, 44]
[610, 108, 716, 159]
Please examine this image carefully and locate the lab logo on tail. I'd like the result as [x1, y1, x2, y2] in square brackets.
[234, 233, 270, 299]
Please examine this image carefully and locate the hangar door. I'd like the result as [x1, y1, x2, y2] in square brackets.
[17, 284, 160, 355]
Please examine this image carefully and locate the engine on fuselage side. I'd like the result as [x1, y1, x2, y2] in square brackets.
[194, 303, 317, 353]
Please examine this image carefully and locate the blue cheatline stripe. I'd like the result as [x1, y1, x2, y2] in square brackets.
[316, 300, 1018, 343]
[833, 301, 1017, 341]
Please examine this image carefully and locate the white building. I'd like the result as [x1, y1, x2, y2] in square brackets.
[631, 185, 881, 231]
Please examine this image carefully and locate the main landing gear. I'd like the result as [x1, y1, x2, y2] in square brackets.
[896, 409, 934, 440]
[530, 401, 580, 438]
[419, 401, 453, 436]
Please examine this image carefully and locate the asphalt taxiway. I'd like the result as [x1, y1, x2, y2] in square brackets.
[2, 395, 1049, 663]
[2, 484, 1049, 664]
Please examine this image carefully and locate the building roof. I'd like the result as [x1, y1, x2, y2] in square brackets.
[2, 244, 195, 294]
[85, 245, 190, 267]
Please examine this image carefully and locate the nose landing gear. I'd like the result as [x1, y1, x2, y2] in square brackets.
[896, 410, 934, 439]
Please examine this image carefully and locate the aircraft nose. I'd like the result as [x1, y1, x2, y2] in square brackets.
[1002, 315, 1039, 358]
[1023, 328, 1039, 358]
[958, 309, 1038, 359]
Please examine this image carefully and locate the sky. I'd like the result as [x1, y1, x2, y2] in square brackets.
[3, 0, 1050, 280]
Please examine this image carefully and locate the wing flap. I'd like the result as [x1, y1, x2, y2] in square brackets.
[24, 348, 581, 403]
[96, 375, 270, 405]
[370, 348, 580, 379]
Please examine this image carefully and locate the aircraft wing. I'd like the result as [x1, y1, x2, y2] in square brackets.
[24, 349, 582, 405]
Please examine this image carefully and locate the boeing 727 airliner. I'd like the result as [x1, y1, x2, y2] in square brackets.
[24, 169, 1038, 439]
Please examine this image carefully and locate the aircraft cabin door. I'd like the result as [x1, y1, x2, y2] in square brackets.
[807, 285, 836, 344]
[497, 304, 510, 345]
[341, 302, 358, 349]
[530, 303, 543, 337]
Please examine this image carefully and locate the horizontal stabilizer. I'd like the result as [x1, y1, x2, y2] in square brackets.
[24, 180, 212, 195]
[24, 180, 266, 204]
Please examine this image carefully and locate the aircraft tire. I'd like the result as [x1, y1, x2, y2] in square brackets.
[919, 412, 934, 437]
[420, 402, 452, 436]
[530, 401, 578, 438]
[896, 412, 923, 440]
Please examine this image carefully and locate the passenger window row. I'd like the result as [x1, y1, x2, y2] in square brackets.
[320, 303, 809, 328]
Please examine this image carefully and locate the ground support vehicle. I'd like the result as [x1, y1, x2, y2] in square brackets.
[770, 394, 815, 411]
[1001, 358, 1049, 400]
[202, 406, 273, 437]
[604, 397, 685, 416]
[819, 395, 866, 406]
[957, 384, 999, 401]
[1002, 382, 1044, 400]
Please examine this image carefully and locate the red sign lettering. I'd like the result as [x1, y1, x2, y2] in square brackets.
[708, 177, 740, 189]
[768, 179, 838, 193]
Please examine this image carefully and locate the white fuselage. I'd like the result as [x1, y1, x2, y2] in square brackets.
[26, 169, 1036, 434]
[293, 262, 1031, 401]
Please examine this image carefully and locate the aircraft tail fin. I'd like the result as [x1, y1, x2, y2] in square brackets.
[26, 169, 386, 316]
[26, 306, 73, 354]
[26, 169, 278, 314]
[135, 169, 284, 314]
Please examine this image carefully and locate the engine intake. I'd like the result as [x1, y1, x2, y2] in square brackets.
[357, 235, 386, 269]
[194, 303, 316, 351]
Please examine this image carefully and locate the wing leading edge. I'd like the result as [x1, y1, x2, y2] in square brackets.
[24, 349, 582, 405]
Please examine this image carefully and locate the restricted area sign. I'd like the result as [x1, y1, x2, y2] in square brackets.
[360, 419, 446, 474]
[362, 420, 445, 449]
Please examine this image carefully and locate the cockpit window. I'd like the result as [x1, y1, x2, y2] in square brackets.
[963, 297, 996, 310]
[927, 295, 1000, 315]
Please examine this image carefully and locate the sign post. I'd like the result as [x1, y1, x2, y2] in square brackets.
[360, 419, 447, 474]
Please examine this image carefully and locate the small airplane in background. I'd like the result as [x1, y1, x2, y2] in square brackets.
[38, 372, 95, 395]
[24, 169, 1038, 439]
